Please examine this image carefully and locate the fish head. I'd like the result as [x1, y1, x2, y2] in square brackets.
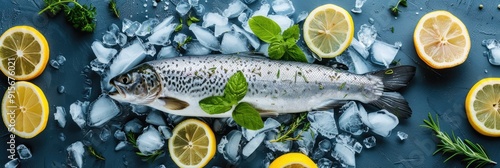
[109, 64, 162, 104]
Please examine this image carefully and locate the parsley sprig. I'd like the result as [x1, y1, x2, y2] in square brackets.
[422, 113, 496, 167]
[390, 0, 407, 16]
[39, 0, 97, 32]
[249, 16, 307, 62]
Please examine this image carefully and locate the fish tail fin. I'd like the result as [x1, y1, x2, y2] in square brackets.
[368, 66, 416, 119]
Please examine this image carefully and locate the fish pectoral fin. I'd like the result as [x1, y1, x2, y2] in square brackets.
[312, 100, 346, 111]
[253, 108, 279, 117]
[159, 97, 190, 110]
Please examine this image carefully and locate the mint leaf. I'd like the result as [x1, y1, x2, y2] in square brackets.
[232, 102, 264, 130]
[284, 38, 296, 48]
[283, 25, 300, 40]
[224, 71, 248, 103]
[249, 16, 281, 43]
[268, 42, 286, 60]
[283, 44, 308, 63]
[199, 96, 233, 114]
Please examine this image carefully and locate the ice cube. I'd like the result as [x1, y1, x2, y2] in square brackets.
[57, 55, 66, 65]
[153, 16, 174, 33]
[157, 46, 180, 59]
[109, 23, 120, 35]
[357, 24, 377, 49]
[317, 158, 333, 168]
[218, 130, 242, 164]
[264, 129, 292, 152]
[367, 109, 399, 137]
[114, 130, 127, 141]
[242, 0, 256, 4]
[318, 139, 332, 152]
[189, 24, 221, 51]
[184, 41, 212, 55]
[258, 43, 270, 56]
[130, 104, 150, 116]
[370, 40, 401, 68]
[202, 12, 228, 28]
[296, 128, 317, 155]
[353, 142, 363, 153]
[167, 114, 185, 125]
[148, 23, 178, 46]
[117, 33, 127, 47]
[351, 0, 367, 13]
[482, 39, 499, 50]
[226, 117, 237, 127]
[102, 32, 118, 46]
[67, 141, 85, 168]
[220, 31, 249, 54]
[158, 126, 172, 139]
[115, 141, 128, 151]
[193, 4, 205, 16]
[213, 118, 228, 134]
[136, 126, 165, 155]
[397, 131, 408, 140]
[50, 60, 61, 69]
[335, 133, 355, 146]
[91, 41, 117, 64]
[16, 144, 32, 160]
[4, 158, 19, 168]
[363, 136, 376, 148]
[238, 12, 248, 23]
[100, 127, 111, 141]
[122, 18, 133, 32]
[242, 132, 265, 157]
[125, 21, 141, 37]
[214, 23, 232, 37]
[271, 0, 295, 16]
[144, 42, 157, 56]
[307, 110, 338, 139]
[232, 24, 260, 50]
[146, 110, 167, 126]
[54, 106, 67, 128]
[487, 47, 500, 65]
[88, 94, 120, 127]
[136, 18, 160, 36]
[124, 118, 144, 134]
[69, 100, 89, 129]
[296, 11, 308, 23]
[350, 38, 370, 59]
[332, 144, 356, 167]
[57, 85, 65, 94]
[338, 101, 369, 135]
[223, 0, 248, 18]
[173, 33, 188, 45]
[242, 118, 280, 141]
[176, 1, 191, 16]
[188, 0, 199, 6]
[267, 15, 293, 33]
[252, 3, 270, 17]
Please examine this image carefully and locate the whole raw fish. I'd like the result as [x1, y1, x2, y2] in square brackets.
[109, 54, 416, 119]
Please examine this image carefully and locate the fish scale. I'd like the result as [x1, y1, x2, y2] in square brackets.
[110, 54, 416, 119]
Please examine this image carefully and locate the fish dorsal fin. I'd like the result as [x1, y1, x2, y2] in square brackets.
[159, 97, 190, 110]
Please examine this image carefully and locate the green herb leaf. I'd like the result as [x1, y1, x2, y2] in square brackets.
[400, 0, 408, 7]
[248, 16, 281, 43]
[232, 102, 264, 130]
[109, 0, 120, 17]
[224, 71, 248, 102]
[87, 145, 105, 160]
[40, 0, 97, 32]
[175, 23, 183, 32]
[268, 42, 286, 60]
[199, 96, 233, 114]
[283, 44, 308, 63]
[282, 25, 300, 40]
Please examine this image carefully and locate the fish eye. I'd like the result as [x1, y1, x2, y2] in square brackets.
[120, 74, 132, 84]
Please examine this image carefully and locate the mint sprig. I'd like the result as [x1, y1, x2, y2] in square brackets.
[199, 71, 264, 130]
[249, 16, 307, 62]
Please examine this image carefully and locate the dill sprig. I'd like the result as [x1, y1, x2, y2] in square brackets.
[87, 145, 105, 160]
[126, 131, 164, 162]
[422, 113, 497, 167]
[271, 113, 309, 142]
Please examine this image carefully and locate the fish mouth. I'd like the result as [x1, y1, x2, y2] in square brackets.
[109, 80, 125, 98]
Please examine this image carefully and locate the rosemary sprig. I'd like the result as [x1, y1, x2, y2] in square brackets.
[422, 113, 497, 167]
[87, 145, 105, 160]
[109, 0, 120, 18]
[271, 113, 309, 142]
[126, 131, 164, 162]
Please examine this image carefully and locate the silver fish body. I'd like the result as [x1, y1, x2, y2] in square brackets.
[109, 54, 416, 119]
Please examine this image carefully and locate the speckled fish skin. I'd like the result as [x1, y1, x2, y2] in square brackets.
[109, 54, 416, 119]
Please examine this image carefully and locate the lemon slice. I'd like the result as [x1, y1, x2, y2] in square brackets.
[269, 153, 317, 168]
[0, 26, 50, 80]
[303, 4, 354, 58]
[465, 78, 500, 137]
[2, 81, 49, 139]
[413, 10, 470, 69]
[168, 119, 216, 168]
